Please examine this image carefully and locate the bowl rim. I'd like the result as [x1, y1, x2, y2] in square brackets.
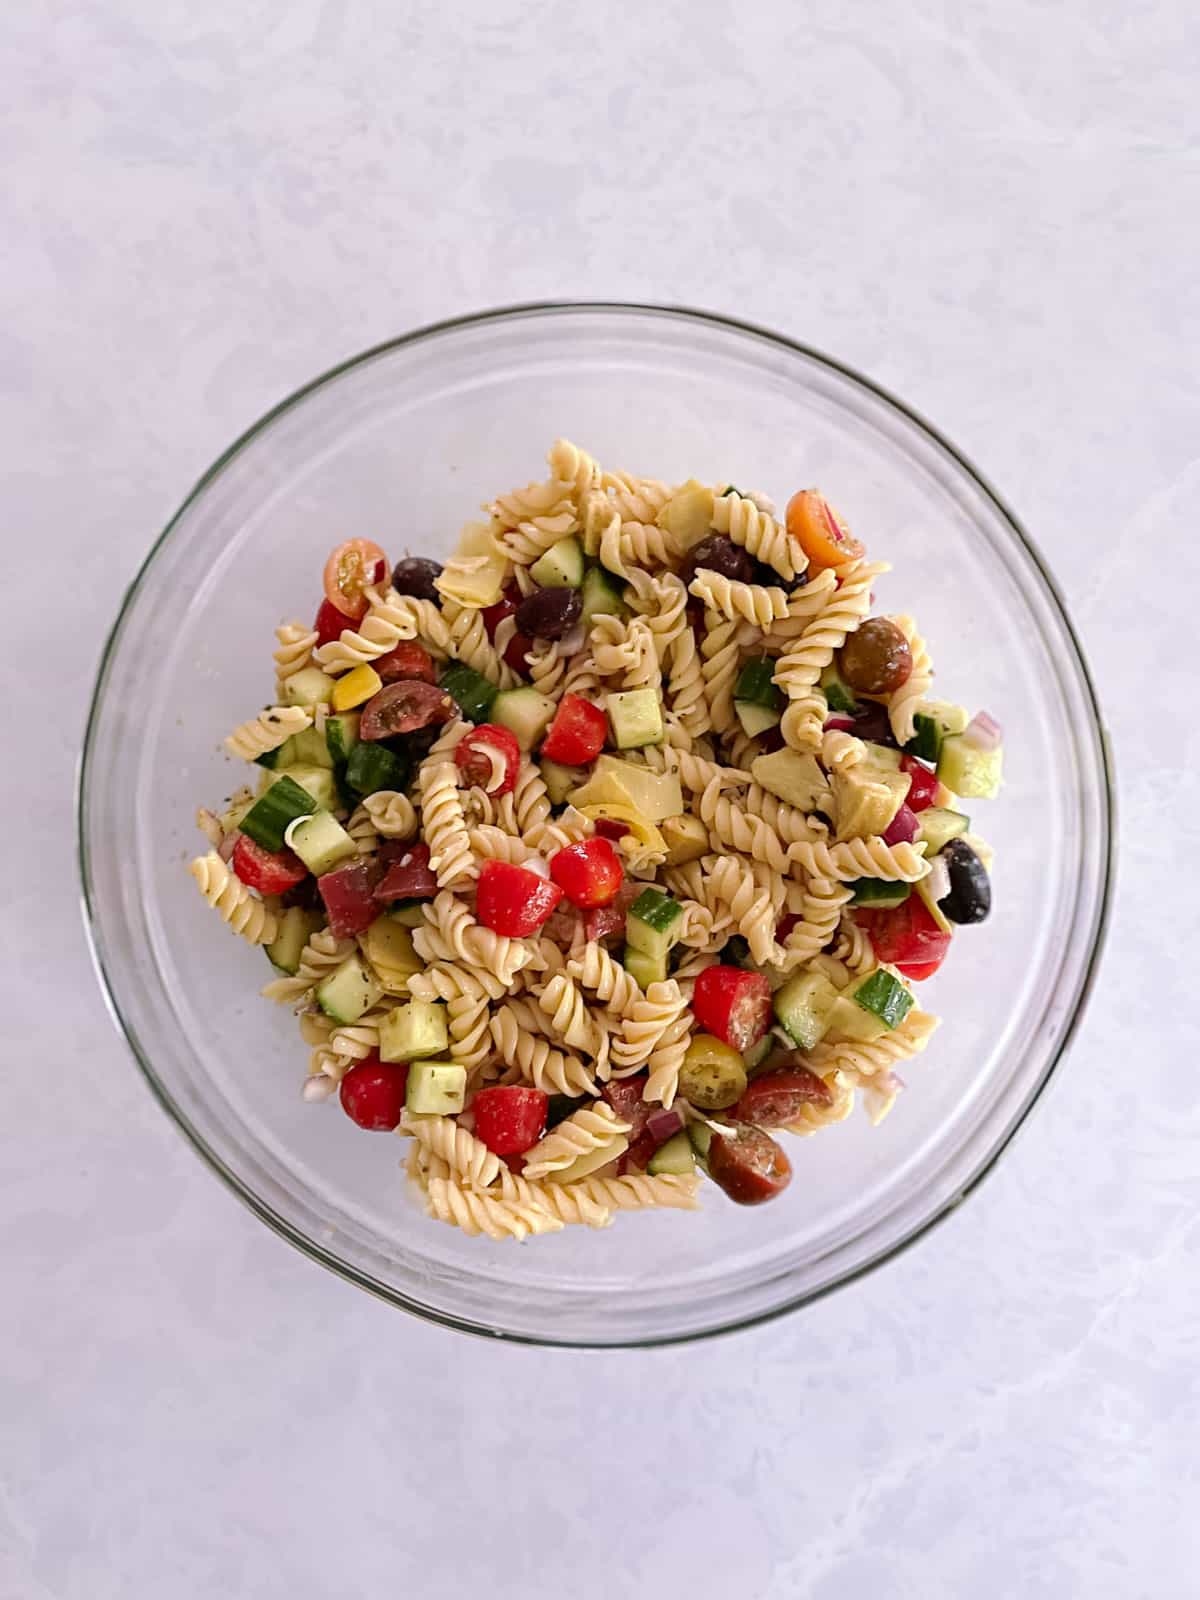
[77, 300, 1115, 1347]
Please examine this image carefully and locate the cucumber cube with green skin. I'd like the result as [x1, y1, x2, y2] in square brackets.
[625, 889, 683, 959]
[277, 764, 338, 813]
[239, 774, 319, 853]
[647, 1131, 696, 1176]
[288, 812, 357, 875]
[325, 712, 360, 766]
[851, 969, 914, 1030]
[283, 665, 337, 709]
[827, 993, 887, 1043]
[344, 741, 410, 798]
[284, 725, 335, 770]
[743, 1035, 774, 1077]
[686, 1120, 713, 1158]
[938, 733, 1004, 799]
[405, 1060, 467, 1116]
[387, 901, 427, 928]
[850, 878, 912, 909]
[266, 907, 323, 975]
[540, 759, 586, 806]
[916, 807, 970, 857]
[734, 700, 781, 738]
[580, 565, 629, 627]
[735, 658, 783, 712]
[773, 970, 840, 1050]
[621, 945, 667, 988]
[606, 688, 664, 750]
[254, 743, 285, 771]
[492, 687, 557, 750]
[818, 661, 859, 715]
[440, 663, 498, 722]
[379, 999, 449, 1063]
[905, 701, 969, 764]
[317, 954, 383, 1025]
[530, 536, 585, 589]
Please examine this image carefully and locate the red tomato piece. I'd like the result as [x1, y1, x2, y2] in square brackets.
[373, 843, 438, 902]
[231, 834, 307, 895]
[455, 724, 521, 795]
[549, 838, 623, 909]
[540, 694, 607, 765]
[359, 682, 455, 740]
[317, 858, 384, 937]
[732, 1068, 833, 1128]
[475, 860, 563, 936]
[503, 630, 534, 676]
[472, 1086, 548, 1155]
[692, 966, 773, 1053]
[896, 956, 946, 981]
[323, 538, 389, 620]
[373, 641, 437, 685]
[707, 1125, 792, 1205]
[899, 754, 940, 813]
[314, 597, 352, 648]
[858, 898, 952, 968]
[339, 1054, 409, 1131]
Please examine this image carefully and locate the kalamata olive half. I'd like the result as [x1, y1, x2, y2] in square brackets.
[845, 701, 899, 749]
[515, 585, 582, 640]
[839, 618, 913, 695]
[937, 838, 991, 924]
[683, 535, 755, 586]
[359, 681, 455, 739]
[391, 557, 443, 602]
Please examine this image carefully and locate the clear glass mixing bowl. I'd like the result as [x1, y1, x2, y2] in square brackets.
[79, 304, 1113, 1346]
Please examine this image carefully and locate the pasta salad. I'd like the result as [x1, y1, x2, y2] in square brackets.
[189, 439, 1002, 1240]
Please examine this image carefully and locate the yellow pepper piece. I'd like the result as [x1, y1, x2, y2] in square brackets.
[331, 664, 382, 712]
[578, 803, 666, 857]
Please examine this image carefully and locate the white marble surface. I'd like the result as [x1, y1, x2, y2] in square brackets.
[4, 3, 1197, 1595]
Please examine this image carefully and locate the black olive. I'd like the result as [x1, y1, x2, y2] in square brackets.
[515, 585, 582, 640]
[938, 838, 991, 924]
[683, 536, 755, 586]
[846, 702, 899, 749]
[391, 557, 443, 602]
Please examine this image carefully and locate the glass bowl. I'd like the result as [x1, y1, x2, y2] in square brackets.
[79, 304, 1113, 1346]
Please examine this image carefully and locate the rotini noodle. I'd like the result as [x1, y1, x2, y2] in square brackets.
[189, 853, 278, 945]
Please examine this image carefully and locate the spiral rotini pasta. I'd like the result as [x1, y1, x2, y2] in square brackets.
[223, 704, 312, 762]
[192, 442, 999, 1245]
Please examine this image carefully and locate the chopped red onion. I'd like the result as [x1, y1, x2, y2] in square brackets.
[646, 1108, 683, 1145]
[823, 714, 855, 733]
[217, 831, 239, 863]
[883, 803, 919, 846]
[966, 711, 1002, 750]
[559, 622, 585, 655]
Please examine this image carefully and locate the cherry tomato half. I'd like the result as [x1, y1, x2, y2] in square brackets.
[896, 957, 945, 982]
[857, 897, 951, 968]
[549, 838, 623, 909]
[475, 860, 563, 937]
[691, 965, 773, 1053]
[455, 724, 521, 795]
[374, 641, 437, 685]
[899, 753, 940, 813]
[323, 538, 389, 620]
[785, 489, 865, 571]
[359, 682, 455, 740]
[231, 833, 308, 895]
[540, 694, 607, 766]
[314, 597, 353, 648]
[472, 1086, 548, 1154]
[732, 1067, 833, 1128]
[339, 1054, 409, 1131]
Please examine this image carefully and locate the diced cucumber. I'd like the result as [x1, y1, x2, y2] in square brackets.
[239, 774, 318, 853]
[405, 1060, 467, 1116]
[734, 701, 781, 738]
[276, 764, 338, 813]
[363, 916, 420, 980]
[851, 969, 914, 1030]
[647, 1130, 696, 1176]
[253, 743, 285, 771]
[540, 759, 585, 806]
[661, 813, 709, 865]
[282, 665, 337, 709]
[606, 688, 663, 750]
[440, 662, 498, 722]
[818, 661, 859, 715]
[325, 712, 360, 766]
[687, 1120, 713, 1159]
[492, 686, 557, 750]
[331, 663, 382, 712]
[862, 744, 903, 772]
[385, 901, 426, 929]
[530, 535, 585, 589]
[827, 993, 888, 1043]
[773, 970, 840, 1050]
[916, 806, 970, 856]
[743, 1035, 774, 1077]
[266, 907, 323, 975]
[938, 732, 1003, 799]
[735, 658, 783, 711]
[626, 889, 683, 960]
[344, 741, 410, 798]
[379, 999, 449, 1063]
[580, 565, 629, 626]
[286, 726, 336, 770]
[621, 945, 667, 988]
[906, 700, 969, 764]
[850, 878, 912, 908]
[288, 811, 357, 875]
[316, 953, 383, 1025]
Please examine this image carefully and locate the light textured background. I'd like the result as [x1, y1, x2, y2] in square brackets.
[4, 3, 1198, 1596]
